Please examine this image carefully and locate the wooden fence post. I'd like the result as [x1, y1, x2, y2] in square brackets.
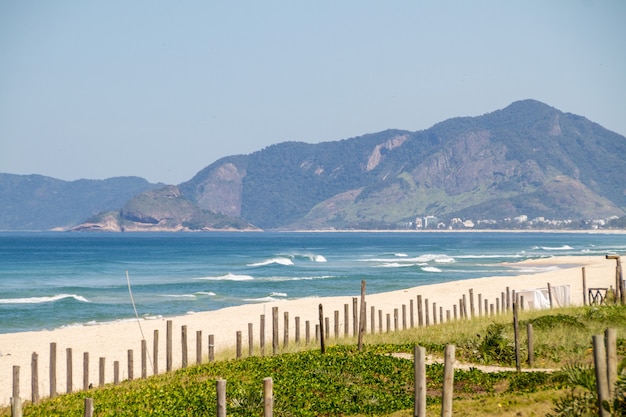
[248, 323, 254, 357]
[371, 306, 376, 334]
[260, 314, 265, 356]
[82, 352, 89, 391]
[272, 307, 279, 355]
[153, 329, 159, 375]
[166, 320, 173, 372]
[410, 299, 415, 328]
[414, 345, 426, 417]
[359, 280, 366, 350]
[593, 334, 610, 417]
[378, 310, 383, 334]
[283, 312, 289, 348]
[441, 344, 456, 417]
[128, 349, 134, 380]
[216, 379, 226, 417]
[31, 352, 39, 404]
[196, 331, 203, 365]
[209, 335, 215, 362]
[547, 283, 553, 308]
[99, 357, 105, 387]
[527, 323, 534, 367]
[142, 339, 148, 378]
[10, 396, 22, 417]
[394, 309, 399, 332]
[12, 365, 19, 400]
[319, 304, 326, 354]
[513, 302, 521, 371]
[469, 289, 475, 318]
[305, 321, 310, 345]
[334, 310, 340, 338]
[417, 295, 423, 327]
[236, 331, 242, 359]
[425, 299, 430, 326]
[84, 398, 94, 417]
[605, 328, 617, 398]
[50, 342, 57, 398]
[478, 293, 482, 317]
[295, 317, 301, 344]
[582, 267, 587, 306]
[263, 377, 273, 417]
[352, 297, 358, 337]
[344, 304, 349, 336]
[432, 302, 437, 325]
[113, 361, 119, 385]
[66, 348, 73, 393]
[181, 325, 188, 368]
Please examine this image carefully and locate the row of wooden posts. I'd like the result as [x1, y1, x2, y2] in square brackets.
[12, 326, 619, 417]
[8, 262, 622, 415]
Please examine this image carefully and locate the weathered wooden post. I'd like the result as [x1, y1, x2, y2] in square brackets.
[606, 255, 624, 304]
[410, 299, 415, 328]
[469, 289, 475, 318]
[305, 320, 310, 344]
[66, 347, 73, 393]
[325, 317, 330, 339]
[441, 344, 456, 417]
[263, 377, 273, 417]
[478, 293, 482, 317]
[113, 361, 120, 385]
[142, 339, 148, 378]
[582, 267, 588, 306]
[414, 345, 426, 417]
[527, 323, 534, 367]
[196, 331, 203, 365]
[319, 304, 326, 354]
[352, 297, 359, 337]
[593, 334, 610, 417]
[82, 352, 89, 391]
[605, 328, 617, 399]
[84, 398, 94, 417]
[513, 302, 521, 372]
[99, 357, 105, 387]
[11, 395, 22, 417]
[181, 325, 188, 368]
[371, 306, 376, 334]
[236, 331, 242, 359]
[547, 283, 553, 309]
[344, 303, 349, 336]
[272, 307, 279, 355]
[260, 314, 266, 356]
[394, 308, 399, 332]
[359, 282, 367, 349]
[12, 365, 19, 404]
[295, 317, 301, 344]
[128, 349, 134, 380]
[166, 320, 173, 372]
[386, 313, 391, 333]
[284, 312, 289, 348]
[209, 334, 215, 362]
[417, 295, 423, 326]
[425, 299, 430, 326]
[402, 304, 407, 330]
[248, 323, 254, 357]
[50, 342, 57, 398]
[432, 302, 437, 325]
[378, 309, 383, 333]
[31, 352, 39, 404]
[153, 329, 159, 375]
[462, 294, 467, 319]
[506, 287, 511, 312]
[216, 379, 226, 417]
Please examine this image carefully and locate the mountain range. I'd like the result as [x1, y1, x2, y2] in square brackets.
[2, 99, 625, 231]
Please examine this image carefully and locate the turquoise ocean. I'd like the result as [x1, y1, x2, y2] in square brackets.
[1, 232, 624, 334]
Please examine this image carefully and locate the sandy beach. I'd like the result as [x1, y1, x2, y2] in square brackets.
[0, 255, 619, 406]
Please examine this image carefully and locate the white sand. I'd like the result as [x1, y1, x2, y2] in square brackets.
[0, 255, 618, 406]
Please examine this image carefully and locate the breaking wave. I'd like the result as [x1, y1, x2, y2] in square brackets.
[0, 294, 90, 304]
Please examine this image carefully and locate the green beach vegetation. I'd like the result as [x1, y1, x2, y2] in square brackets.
[3, 304, 625, 416]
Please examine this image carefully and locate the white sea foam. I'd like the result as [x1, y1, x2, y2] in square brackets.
[196, 273, 254, 281]
[394, 253, 409, 257]
[380, 262, 414, 268]
[195, 291, 217, 296]
[270, 292, 288, 297]
[161, 294, 196, 299]
[243, 296, 284, 303]
[421, 266, 442, 273]
[540, 245, 574, 251]
[249, 257, 294, 267]
[0, 294, 89, 304]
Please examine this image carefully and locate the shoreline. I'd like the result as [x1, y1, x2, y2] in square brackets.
[0, 255, 619, 406]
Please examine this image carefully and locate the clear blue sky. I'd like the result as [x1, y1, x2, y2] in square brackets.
[1, 1, 624, 184]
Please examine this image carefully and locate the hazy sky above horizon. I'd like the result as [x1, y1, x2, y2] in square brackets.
[1, 1, 625, 184]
